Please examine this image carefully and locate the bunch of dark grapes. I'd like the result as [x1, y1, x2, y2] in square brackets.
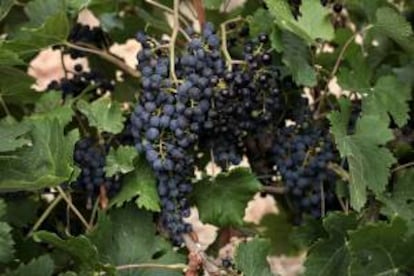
[72, 137, 122, 207]
[270, 111, 340, 221]
[201, 31, 285, 169]
[130, 23, 224, 244]
[47, 64, 114, 99]
[66, 23, 110, 59]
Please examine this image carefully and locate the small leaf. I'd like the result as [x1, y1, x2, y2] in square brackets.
[265, 0, 334, 44]
[281, 31, 317, 86]
[0, 49, 25, 66]
[375, 7, 414, 55]
[349, 218, 414, 275]
[89, 204, 185, 276]
[291, 216, 327, 249]
[192, 168, 261, 227]
[105, 145, 138, 177]
[110, 156, 160, 212]
[363, 75, 412, 127]
[33, 92, 74, 126]
[234, 238, 272, 276]
[329, 100, 396, 210]
[304, 213, 358, 276]
[0, 222, 14, 263]
[248, 8, 274, 37]
[34, 231, 99, 270]
[0, 66, 37, 104]
[5, 255, 54, 276]
[378, 169, 414, 234]
[0, 0, 14, 21]
[77, 96, 125, 135]
[0, 119, 79, 191]
[0, 118, 32, 153]
[24, 0, 67, 27]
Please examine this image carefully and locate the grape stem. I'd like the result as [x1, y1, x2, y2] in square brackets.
[56, 186, 92, 232]
[328, 162, 350, 181]
[64, 42, 141, 78]
[116, 263, 187, 271]
[169, 0, 180, 84]
[314, 25, 373, 117]
[145, 0, 192, 26]
[392, 161, 414, 173]
[220, 16, 245, 71]
[27, 193, 63, 237]
[262, 186, 285, 194]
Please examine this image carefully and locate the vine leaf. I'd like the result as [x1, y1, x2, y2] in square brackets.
[281, 31, 317, 86]
[0, 118, 32, 153]
[77, 96, 125, 135]
[33, 93, 74, 126]
[204, 0, 222, 10]
[0, 119, 79, 191]
[378, 169, 414, 234]
[304, 212, 358, 276]
[105, 145, 138, 177]
[0, 49, 25, 66]
[89, 204, 185, 276]
[110, 156, 160, 212]
[33, 231, 100, 271]
[248, 8, 274, 37]
[24, 0, 66, 26]
[265, 0, 334, 44]
[0, 0, 14, 21]
[234, 238, 273, 276]
[3, 12, 69, 57]
[374, 7, 414, 55]
[363, 75, 412, 127]
[349, 218, 414, 275]
[0, 66, 37, 104]
[329, 99, 396, 210]
[5, 255, 54, 276]
[192, 168, 261, 227]
[0, 199, 14, 264]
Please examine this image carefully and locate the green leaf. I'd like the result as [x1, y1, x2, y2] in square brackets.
[5, 255, 54, 276]
[24, 0, 66, 27]
[0, 118, 32, 153]
[0, 119, 79, 191]
[379, 169, 414, 234]
[0, 222, 14, 263]
[291, 216, 327, 249]
[234, 238, 272, 276]
[329, 100, 396, 210]
[0, 0, 14, 21]
[105, 145, 138, 177]
[304, 213, 358, 276]
[89, 204, 186, 276]
[4, 12, 69, 57]
[363, 75, 412, 127]
[33, 93, 74, 126]
[375, 7, 414, 55]
[258, 213, 298, 255]
[34, 231, 100, 270]
[349, 218, 414, 275]
[0, 49, 25, 66]
[0, 66, 37, 104]
[281, 31, 317, 86]
[248, 8, 274, 37]
[4, 196, 39, 227]
[110, 156, 160, 212]
[192, 168, 261, 227]
[77, 96, 125, 135]
[204, 0, 223, 10]
[265, 0, 334, 44]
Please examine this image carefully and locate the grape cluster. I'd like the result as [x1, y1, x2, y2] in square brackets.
[202, 31, 285, 169]
[47, 64, 114, 99]
[270, 113, 339, 220]
[66, 23, 110, 59]
[131, 23, 224, 244]
[72, 138, 122, 205]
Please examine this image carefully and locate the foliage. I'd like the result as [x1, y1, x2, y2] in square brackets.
[0, 0, 413, 275]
